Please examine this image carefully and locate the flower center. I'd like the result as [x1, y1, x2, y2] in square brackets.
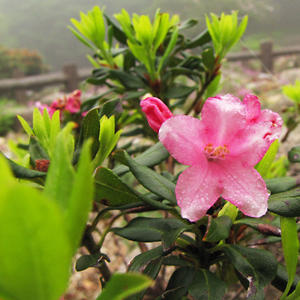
[203, 143, 230, 160]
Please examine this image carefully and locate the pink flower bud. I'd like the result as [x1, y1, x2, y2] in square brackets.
[140, 97, 173, 133]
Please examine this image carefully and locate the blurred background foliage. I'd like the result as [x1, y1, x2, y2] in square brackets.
[0, 0, 299, 72]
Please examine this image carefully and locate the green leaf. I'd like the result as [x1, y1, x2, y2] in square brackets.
[162, 256, 190, 267]
[33, 107, 50, 154]
[0, 151, 46, 181]
[109, 69, 146, 89]
[93, 167, 140, 206]
[65, 140, 94, 254]
[44, 123, 76, 212]
[184, 29, 211, 49]
[162, 225, 193, 251]
[73, 108, 100, 165]
[75, 252, 109, 272]
[272, 263, 300, 295]
[95, 273, 152, 300]
[255, 140, 279, 177]
[286, 281, 300, 300]
[265, 177, 299, 194]
[104, 13, 128, 45]
[29, 136, 50, 165]
[203, 215, 232, 242]
[188, 268, 228, 300]
[17, 115, 34, 136]
[164, 84, 197, 99]
[124, 90, 146, 100]
[178, 18, 198, 30]
[159, 266, 196, 300]
[99, 98, 123, 121]
[222, 244, 278, 299]
[0, 169, 72, 300]
[203, 73, 222, 100]
[268, 187, 300, 217]
[111, 217, 186, 242]
[113, 150, 177, 204]
[288, 145, 300, 163]
[279, 216, 299, 299]
[202, 48, 215, 71]
[112, 142, 169, 176]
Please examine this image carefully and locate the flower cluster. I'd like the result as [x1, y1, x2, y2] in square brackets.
[36, 90, 86, 118]
[141, 94, 283, 222]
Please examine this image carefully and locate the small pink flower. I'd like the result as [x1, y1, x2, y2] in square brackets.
[140, 97, 173, 133]
[35, 101, 57, 118]
[65, 89, 81, 113]
[158, 94, 283, 222]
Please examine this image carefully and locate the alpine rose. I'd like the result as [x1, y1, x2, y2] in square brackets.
[156, 94, 282, 222]
[141, 97, 173, 132]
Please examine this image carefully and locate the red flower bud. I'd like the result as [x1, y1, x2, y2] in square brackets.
[140, 97, 173, 133]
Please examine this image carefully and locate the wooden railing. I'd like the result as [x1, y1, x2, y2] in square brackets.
[1, 41, 300, 103]
[0, 64, 93, 103]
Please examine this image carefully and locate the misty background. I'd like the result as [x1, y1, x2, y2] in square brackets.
[0, 0, 299, 71]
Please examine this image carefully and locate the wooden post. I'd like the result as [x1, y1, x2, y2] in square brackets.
[12, 68, 27, 103]
[63, 63, 79, 92]
[260, 41, 273, 73]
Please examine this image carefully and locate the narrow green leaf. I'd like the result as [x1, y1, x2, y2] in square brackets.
[188, 268, 228, 300]
[93, 167, 140, 206]
[95, 273, 152, 300]
[222, 244, 278, 299]
[111, 217, 185, 242]
[184, 29, 211, 49]
[65, 140, 94, 254]
[202, 48, 215, 71]
[265, 177, 299, 194]
[73, 108, 100, 165]
[279, 216, 299, 299]
[203, 215, 232, 242]
[99, 98, 123, 121]
[162, 225, 193, 251]
[44, 123, 75, 212]
[112, 141, 169, 176]
[17, 115, 34, 136]
[113, 150, 177, 204]
[33, 107, 49, 154]
[0, 182, 71, 300]
[29, 136, 50, 165]
[286, 281, 300, 300]
[164, 84, 197, 99]
[268, 187, 300, 217]
[255, 140, 279, 177]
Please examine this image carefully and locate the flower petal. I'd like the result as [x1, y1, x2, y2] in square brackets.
[176, 163, 222, 222]
[202, 94, 247, 146]
[243, 94, 261, 123]
[219, 158, 268, 218]
[159, 115, 206, 166]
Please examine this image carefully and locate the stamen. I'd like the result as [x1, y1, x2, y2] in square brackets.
[203, 143, 230, 160]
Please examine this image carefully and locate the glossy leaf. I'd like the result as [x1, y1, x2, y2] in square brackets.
[75, 252, 109, 272]
[159, 266, 196, 300]
[268, 187, 300, 217]
[95, 273, 152, 300]
[279, 216, 299, 299]
[161, 226, 193, 251]
[17, 115, 34, 136]
[73, 108, 100, 164]
[44, 123, 76, 212]
[113, 149, 176, 204]
[203, 215, 232, 242]
[104, 13, 128, 44]
[286, 281, 300, 300]
[162, 256, 190, 267]
[111, 217, 186, 242]
[164, 84, 197, 99]
[288, 145, 300, 163]
[265, 177, 299, 194]
[112, 141, 169, 176]
[222, 244, 278, 299]
[1, 150, 46, 180]
[0, 159, 72, 300]
[272, 263, 300, 295]
[33, 107, 49, 154]
[109, 69, 146, 89]
[188, 269, 228, 300]
[255, 140, 279, 177]
[202, 48, 215, 71]
[93, 167, 140, 206]
[178, 18, 198, 30]
[65, 140, 94, 254]
[99, 98, 123, 121]
[29, 136, 50, 165]
[184, 29, 211, 49]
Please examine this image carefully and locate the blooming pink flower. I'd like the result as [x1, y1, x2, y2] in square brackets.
[157, 94, 283, 222]
[140, 97, 173, 132]
[65, 89, 81, 113]
[35, 101, 57, 118]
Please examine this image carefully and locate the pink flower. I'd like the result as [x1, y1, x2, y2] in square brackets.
[65, 89, 81, 113]
[140, 97, 173, 133]
[158, 94, 283, 222]
[35, 101, 57, 118]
